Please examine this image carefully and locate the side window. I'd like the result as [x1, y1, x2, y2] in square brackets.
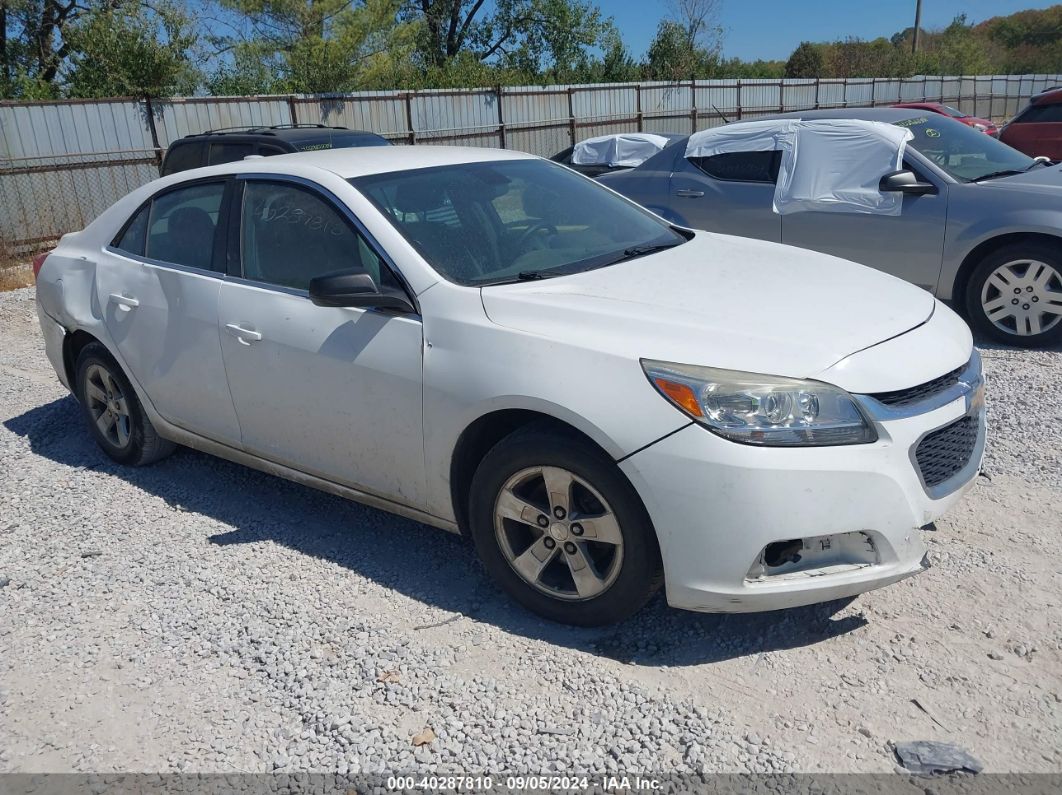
[208, 142, 254, 166]
[257, 144, 289, 157]
[114, 204, 150, 256]
[688, 151, 781, 183]
[145, 182, 225, 271]
[160, 142, 203, 176]
[240, 181, 397, 292]
[1015, 104, 1062, 123]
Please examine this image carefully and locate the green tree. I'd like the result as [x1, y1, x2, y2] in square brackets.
[717, 57, 784, 79]
[214, 0, 416, 94]
[63, 1, 199, 98]
[643, 19, 716, 80]
[783, 41, 823, 78]
[205, 45, 277, 96]
[403, 0, 614, 77]
[2, 0, 99, 98]
[925, 15, 991, 75]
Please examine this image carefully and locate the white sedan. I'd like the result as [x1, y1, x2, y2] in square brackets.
[33, 146, 985, 625]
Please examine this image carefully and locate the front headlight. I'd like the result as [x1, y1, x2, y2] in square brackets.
[972, 123, 988, 131]
[642, 359, 877, 447]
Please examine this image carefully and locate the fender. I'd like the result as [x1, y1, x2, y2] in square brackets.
[940, 207, 1062, 298]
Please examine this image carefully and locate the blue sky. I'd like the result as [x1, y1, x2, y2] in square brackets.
[605, 0, 1060, 61]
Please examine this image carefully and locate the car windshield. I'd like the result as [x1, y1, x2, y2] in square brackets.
[939, 105, 967, 118]
[352, 159, 686, 285]
[896, 115, 1035, 181]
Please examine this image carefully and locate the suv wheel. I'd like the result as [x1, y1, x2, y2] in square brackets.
[468, 423, 662, 626]
[75, 343, 175, 466]
[965, 242, 1062, 347]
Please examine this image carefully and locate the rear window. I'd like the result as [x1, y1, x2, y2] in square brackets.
[294, 133, 391, 152]
[160, 142, 203, 176]
[208, 142, 254, 165]
[1015, 103, 1062, 124]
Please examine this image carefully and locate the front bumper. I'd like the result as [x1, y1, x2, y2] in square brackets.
[620, 358, 985, 613]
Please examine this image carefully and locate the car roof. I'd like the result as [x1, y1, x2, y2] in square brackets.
[759, 107, 929, 123]
[177, 124, 384, 143]
[1031, 87, 1062, 105]
[182, 144, 538, 180]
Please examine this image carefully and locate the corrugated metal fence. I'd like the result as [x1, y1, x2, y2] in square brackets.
[2, 73, 1059, 253]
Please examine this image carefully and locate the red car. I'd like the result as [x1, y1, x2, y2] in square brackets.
[892, 102, 999, 136]
[999, 87, 1062, 161]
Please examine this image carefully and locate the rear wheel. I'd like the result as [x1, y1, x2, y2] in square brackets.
[468, 423, 662, 626]
[75, 343, 175, 466]
[965, 243, 1062, 347]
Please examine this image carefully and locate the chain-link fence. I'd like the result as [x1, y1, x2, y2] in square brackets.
[2, 73, 1059, 255]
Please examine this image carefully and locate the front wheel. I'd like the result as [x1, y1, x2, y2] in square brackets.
[468, 423, 662, 626]
[965, 243, 1062, 347]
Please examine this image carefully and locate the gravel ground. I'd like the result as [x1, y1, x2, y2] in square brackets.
[1, 286, 1060, 775]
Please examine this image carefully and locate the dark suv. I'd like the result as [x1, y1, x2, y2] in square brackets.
[159, 124, 391, 176]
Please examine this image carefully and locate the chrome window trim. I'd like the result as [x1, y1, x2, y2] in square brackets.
[103, 246, 227, 279]
[104, 245, 423, 321]
[854, 350, 983, 422]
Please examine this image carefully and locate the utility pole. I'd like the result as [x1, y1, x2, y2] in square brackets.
[912, 0, 922, 53]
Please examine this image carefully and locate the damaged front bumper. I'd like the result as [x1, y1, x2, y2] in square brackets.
[619, 362, 984, 614]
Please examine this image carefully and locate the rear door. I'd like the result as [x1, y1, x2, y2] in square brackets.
[96, 179, 242, 445]
[217, 176, 427, 507]
[668, 151, 781, 241]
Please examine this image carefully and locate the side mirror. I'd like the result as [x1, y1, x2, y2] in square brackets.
[880, 170, 937, 196]
[308, 268, 415, 312]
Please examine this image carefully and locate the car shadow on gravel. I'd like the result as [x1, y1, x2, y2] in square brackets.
[6, 395, 867, 667]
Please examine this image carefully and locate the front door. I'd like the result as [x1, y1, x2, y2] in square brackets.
[96, 179, 242, 446]
[781, 162, 948, 291]
[218, 177, 427, 508]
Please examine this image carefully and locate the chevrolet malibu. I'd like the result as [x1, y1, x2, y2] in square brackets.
[33, 147, 986, 626]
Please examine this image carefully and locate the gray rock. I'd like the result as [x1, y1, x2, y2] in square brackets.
[894, 741, 984, 775]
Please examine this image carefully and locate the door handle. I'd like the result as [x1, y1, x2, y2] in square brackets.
[675, 189, 705, 198]
[109, 292, 139, 310]
[225, 323, 263, 344]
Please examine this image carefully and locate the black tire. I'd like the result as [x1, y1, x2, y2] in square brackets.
[964, 242, 1062, 348]
[468, 422, 663, 626]
[75, 343, 175, 466]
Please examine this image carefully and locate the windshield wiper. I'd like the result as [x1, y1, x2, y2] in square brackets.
[480, 270, 558, 286]
[976, 161, 1042, 181]
[620, 242, 682, 259]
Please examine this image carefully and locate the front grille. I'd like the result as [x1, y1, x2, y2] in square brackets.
[871, 363, 966, 408]
[915, 415, 979, 488]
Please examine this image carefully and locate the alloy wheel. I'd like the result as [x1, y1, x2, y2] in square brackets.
[85, 363, 132, 449]
[980, 258, 1062, 337]
[493, 466, 624, 601]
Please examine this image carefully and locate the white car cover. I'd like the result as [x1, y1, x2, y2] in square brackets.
[685, 119, 913, 216]
[572, 133, 672, 168]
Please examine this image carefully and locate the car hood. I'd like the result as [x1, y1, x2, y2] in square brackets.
[481, 233, 936, 382]
[975, 163, 1062, 197]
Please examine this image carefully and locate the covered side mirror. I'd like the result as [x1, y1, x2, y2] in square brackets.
[879, 170, 937, 196]
[308, 268, 415, 312]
